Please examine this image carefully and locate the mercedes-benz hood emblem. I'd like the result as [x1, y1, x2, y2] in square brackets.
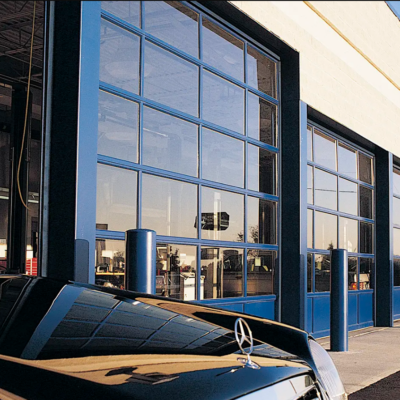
[234, 318, 260, 369]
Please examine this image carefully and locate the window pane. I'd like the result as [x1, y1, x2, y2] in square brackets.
[98, 90, 138, 162]
[202, 18, 244, 81]
[348, 257, 358, 290]
[248, 93, 277, 146]
[393, 169, 400, 196]
[339, 178, 357, 216]
[307, 165, 313, 204]
[315, 211, 337, 250]
[201, 247, 243, 299]
[143, 107, 198, 176]
[156, 244, 197, 300]
[203, 70, 244, 134]
[314, 168, 337, 210]
[307, 126, 313, 161]
[202, 128, 244, 188]
[95, 239, 125, 289]
[144, 41, 198, 116]
[96, 164, 137, 232]
[144, 1, 198, 57]
[247, 45, 277, 98]
[313, 130, 336, 171]
[359, 186, 373, 219]
[100, 20, 140, 94]
[248, 144, 276, 194]
[393, 197, 400, 226]
[307, 253, 313, 292]
[201, 187, 243, 242]
[102, 1, 141, 27]
[394, 259, 400, 287]
[247, 197, 276, 244]
[394, 228, 400, 257]
[142, 174, 197, 238]
[360, 258, 373, 290]
[339, 217, 358, 253]
[315, 254, 330, 292]
[359, 153, 373, 184]
[360, 222, 373, 254]
[338, 143, 357, 179]
[247, 250, 276, 296]
[308, 209, 313, 248]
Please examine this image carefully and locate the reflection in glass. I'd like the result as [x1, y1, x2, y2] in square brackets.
[201, 187, 243, 242]
[201, 247, 243, 298]
[247, 45, 277, 98]
[314, 168, 337, 210]
[100, 20, 140, 94]
[394, 228, 400, 257]
[307, 165, 313, 204]
[394, 259, 400, 287]
[315, 254, 330, 292]
[338, 143, 357, 179]
[393, 168, 400, 196]
[95, 239, 125, 289]
[359, 153, 373, 184]
[144, 1, 199, 57]
[348, 257, 358, 290]
[307, 126, 313, 161]
[248, 93, 277, 146]
[203, 70, 244, 134]
[313, 130, 336, 171]
[247, 250, 276, 295]
[102, 1, 141, 27]
[393, 197, 400, 226]
[308, 209, 313, 248]
[248, 144, 276, 194]
[144, 41, 198, 116]
[360, 222, 373, 254]
[339, 178, 357, 215]
[98, 90, 139, 162]
[96, 164, 137, 232]
[142, 174, 197, 238]
[359, 186, 373, 219]
[202, 18, 244, 81]
[156, 244, 197, 301]
[247, 197, 276, 244]
[202, 128, 243, 187]
[360, 258, 373, 290]
[315, 211, 337, 250]
[143, 107, 198, 176]
[307, 253, 313, 292]
[339, 217, 358, 252]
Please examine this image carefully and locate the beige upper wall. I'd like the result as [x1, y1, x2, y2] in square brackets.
[231, 1, 400, 157]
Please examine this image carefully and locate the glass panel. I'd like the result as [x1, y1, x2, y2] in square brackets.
[315, 211, 337, 250]
[247, 197, 276, 244]
[248, 144, 276, 194]
[393, 168, 400, 196]
[202, 18, 244, 81]
[360, 258, 373, 290]
[308, 209, 313, 248]
[144, 41, 198, 116]
[247, 250, 276, 296]
[307, 253, 313, 292]
[201, 187, 244, 242]
[359, 153, 373, 184]
[359, 186, 373, 219]
[144, 1, 199, 57]
[95, 239, 125, 289]
[307, 165, 313, 204]
[314, 168, 337, 210]
[393, 197, 400, 226]
[100, 20, 140, 94]
[339, 217, 358, 252]
[348, 257, 358, 290]
[247, 45, 277, 98]
[313, 130, 336, 171]
[143, 106, 198, 176]
[394, 228, 400, 257]
[339, 178, 357, 216]
[337, 143, 357, 179]
[307, 125, 312, 161]
[142, 174, 197, 238]
[203, 70, 244, 134]
[315, 254, 330, 292]
[156, 244, 197, 300]
[248, 93, 277, 146]
[201, 247, 243, 299]
[202, 128, 244, 187]
[394, 259, 400, 287]
[98, 90, 139, 162]
[102, 1, 141, 27]
[96, 164, 137, 232]
[360, 222, 373, 254]
[0, 200, 8, 272]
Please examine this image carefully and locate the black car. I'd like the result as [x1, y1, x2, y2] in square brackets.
[0, 275, 347, 400]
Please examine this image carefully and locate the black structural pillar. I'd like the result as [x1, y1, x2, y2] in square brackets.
[375, 148, 393, 326]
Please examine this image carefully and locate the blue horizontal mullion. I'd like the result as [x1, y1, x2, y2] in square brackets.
[247, 137, 279, 153]
[308, 204, 374, 224]
[307, 248, 375, 258]
[96, 230, 125, 240]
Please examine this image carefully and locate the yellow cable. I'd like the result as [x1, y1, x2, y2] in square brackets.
[17, 1, 36, 210]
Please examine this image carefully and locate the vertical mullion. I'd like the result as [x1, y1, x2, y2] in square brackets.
[137, 171, 142, 228]
[243, 246, 247, 297]
[141, 1, 145, 31]
[312, 253, 315, 293]
[197, 243, 201, 300]
[198, 12, 203, 61]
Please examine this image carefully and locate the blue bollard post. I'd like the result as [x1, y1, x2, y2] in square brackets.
[125, 229, 156, 294]
[330, 249, 348, 352]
